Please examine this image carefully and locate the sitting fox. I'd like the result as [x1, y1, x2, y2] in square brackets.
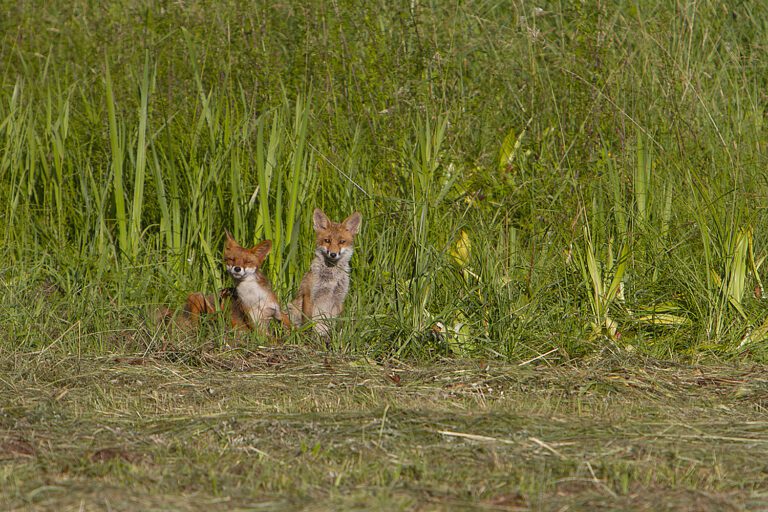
[172, 232, 290, 334]
[289, 208, 362, 338]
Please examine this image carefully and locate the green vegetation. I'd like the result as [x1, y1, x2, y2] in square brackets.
[2, 0, 768, 358]
[2, 0, 768, 509]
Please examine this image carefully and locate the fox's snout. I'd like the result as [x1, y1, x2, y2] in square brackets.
[318, 244, 347, 262]
[227, 265, 255, 280]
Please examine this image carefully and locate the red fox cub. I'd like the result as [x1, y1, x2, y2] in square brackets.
[289, 208, 362, 337]
[178, 232, 290, 333]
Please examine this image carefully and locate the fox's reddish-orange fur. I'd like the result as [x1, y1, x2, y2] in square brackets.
[289, 209, 362, 337]
[178, 289, 249, 329]
[163, 232, 290, 334]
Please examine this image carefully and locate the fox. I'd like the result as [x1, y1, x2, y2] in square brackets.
[289, 208, 362, 338]
[167, 232, 290, 334]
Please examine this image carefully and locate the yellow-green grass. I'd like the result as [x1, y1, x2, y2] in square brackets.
[2, 346, 768, 511]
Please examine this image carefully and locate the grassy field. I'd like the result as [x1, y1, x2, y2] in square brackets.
[2, 0, 768, 509]
[2, 348, 768, 511]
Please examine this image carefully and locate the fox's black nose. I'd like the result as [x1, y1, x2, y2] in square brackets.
[233, 266, 242, 273]
[329, 252, 337, 259]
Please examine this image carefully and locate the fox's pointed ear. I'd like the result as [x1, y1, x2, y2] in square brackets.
[249, 240, 272, 265]
[342, 212, 362, 235]
[313, 208, 331, 232]
[223, 230, 239, 252]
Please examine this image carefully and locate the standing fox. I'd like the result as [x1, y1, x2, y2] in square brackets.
[176, 232, 290, 334]
[289, 209, 362, 338]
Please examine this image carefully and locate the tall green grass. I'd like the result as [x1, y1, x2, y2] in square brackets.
[1, 0, 768, 361]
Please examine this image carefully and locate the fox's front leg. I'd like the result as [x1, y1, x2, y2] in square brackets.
[247, 316, 271, 338]
[279, 312, 292, 331]
[301, 289, 314, 324]
[271, 306, 292, 332]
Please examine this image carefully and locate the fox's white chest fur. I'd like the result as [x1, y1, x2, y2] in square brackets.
[236, 274, 280, 326]
[310, 255, 350, 318]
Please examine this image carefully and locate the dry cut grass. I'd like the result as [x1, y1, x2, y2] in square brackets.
[2, 345, 768, 511]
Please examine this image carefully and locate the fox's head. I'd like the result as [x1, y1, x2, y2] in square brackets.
[223, 231, 272, 282]
[313, 209, 362, 265]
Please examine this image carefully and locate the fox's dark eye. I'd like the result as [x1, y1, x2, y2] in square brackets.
[339, 240, 346, 244]
[324, 238, 331, 243]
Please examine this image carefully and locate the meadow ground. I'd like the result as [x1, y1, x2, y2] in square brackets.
[2, 345, 768, 511]
[3, 0, 768, 509]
